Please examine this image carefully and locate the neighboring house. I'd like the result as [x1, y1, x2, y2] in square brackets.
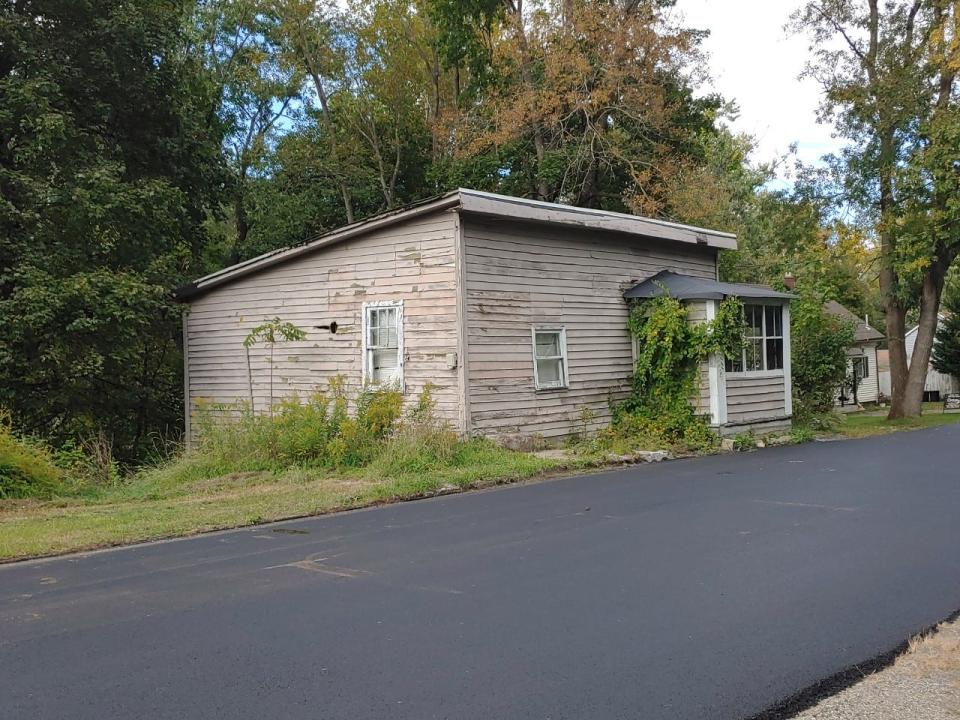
[174, 189, 795, 444]
[904, 314, 959, 401]
[824, 300, 884, 406]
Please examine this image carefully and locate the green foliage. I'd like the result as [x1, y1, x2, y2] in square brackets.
[0, 413, 65, 500]
[730, 431, 757, 452]
[931, 308, 960, 380]
[611, 295, 744, 451]
[194, 377, 403, 471]
[243, 319, 308, 348]
[0, 0, 227, 462]
[789, 426, 816, 444]
[790, 292, 856, 423]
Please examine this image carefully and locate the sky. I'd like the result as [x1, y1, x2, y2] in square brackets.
[672, 0, 842, 179]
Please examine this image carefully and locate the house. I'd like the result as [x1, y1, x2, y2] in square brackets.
[824, 300, 884, 406]
[174, 189, 795, 444]
[904, 313, 959, 401]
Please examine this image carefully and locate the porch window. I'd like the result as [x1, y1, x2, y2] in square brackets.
[532, 327, 568, 390]
[363, 301, 403, 386]
[726, 304, 784, 373]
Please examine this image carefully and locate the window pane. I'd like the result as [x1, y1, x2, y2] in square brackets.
[536, 358, 563, 386]
[742, 305, 761, 337]
[746, 338, 764, 371]
[765, 338, 784, 370]
[535, 331, 561, 358]
[725, 356, 744, 373]
[765, 306, 782, 336]
[371, 348, 399, 383]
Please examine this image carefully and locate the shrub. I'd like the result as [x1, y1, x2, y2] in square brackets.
[791, 293, 856, 423]
[192, 377, 404, 471]
[0, 412, 65, 499]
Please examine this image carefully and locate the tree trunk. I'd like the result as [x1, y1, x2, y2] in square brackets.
[898, 270, 945, 416]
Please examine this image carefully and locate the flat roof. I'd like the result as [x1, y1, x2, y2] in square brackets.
[175, 189, 737, 301]
[624, 271, 795, 301]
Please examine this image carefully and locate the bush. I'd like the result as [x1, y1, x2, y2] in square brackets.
[0, 412, 65, 499]
[791, 293, 856, 423]
[193, 377, 405, 471]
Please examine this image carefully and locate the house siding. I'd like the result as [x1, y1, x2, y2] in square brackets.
[184, 211, 461, 441]
[461, 215, 718, 440]
[843, 343, 880, 404]
[686, 300, 713, 418]
[725, 373, 787, 425]
[905, 322, 960, 395]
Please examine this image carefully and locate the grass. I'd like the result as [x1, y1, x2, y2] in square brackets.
[5, 391, 959, 563]
[836, 402, 960, 438]
[0, 439, 558, 562]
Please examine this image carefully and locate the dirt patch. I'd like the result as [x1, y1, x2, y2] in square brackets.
[789, 618, 960, 719]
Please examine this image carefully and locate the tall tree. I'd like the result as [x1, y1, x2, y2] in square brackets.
[199, 0, 304, 263]
[429, 0, 722, 214]
[0, 0, 227, 459]
[794, 0, 960, 417]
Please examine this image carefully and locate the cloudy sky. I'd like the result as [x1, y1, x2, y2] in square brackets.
[672, 0, 842, 177]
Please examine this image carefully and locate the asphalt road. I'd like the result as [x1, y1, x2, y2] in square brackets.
[2, 427, 960, 720]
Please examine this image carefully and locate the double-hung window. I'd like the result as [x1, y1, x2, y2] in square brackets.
[363, 301, 403, 386]
[726, 304, 784, 373]
[532, 327, 568, 390]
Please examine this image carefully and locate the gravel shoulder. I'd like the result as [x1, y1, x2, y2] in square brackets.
[792, 618, 960, 719]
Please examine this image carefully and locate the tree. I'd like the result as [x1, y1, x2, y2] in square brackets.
[198, 0, 305, 264]
[790, 291, 857, 422]
[0, 0, 227, 461]
[794, 0, 960, 418]
[931, 294, 960, 380]
[428, 0, 724, 213]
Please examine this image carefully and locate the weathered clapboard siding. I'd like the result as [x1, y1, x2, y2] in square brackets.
[185, 211, 461, 439]
[686, 301, 713, 417]
[725, 374, 787, 424]
[843, 344, 880, 404]
[461, 216, 718, 439]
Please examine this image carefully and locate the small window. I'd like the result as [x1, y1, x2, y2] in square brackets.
[532, 327, 568, 390]
[726, 303, 784, 373]
[852, 356, 869, 380]
[363, 301, 403, 386]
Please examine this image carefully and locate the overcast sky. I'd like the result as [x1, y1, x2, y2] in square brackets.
[672, 0, 842, 178]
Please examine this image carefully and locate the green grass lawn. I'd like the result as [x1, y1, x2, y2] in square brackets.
[0, 444, 559, 562]
[837, 402, 960, 438]
[5, 402, 959, 564]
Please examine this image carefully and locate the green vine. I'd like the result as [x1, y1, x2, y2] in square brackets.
[616, 295, 744, 450]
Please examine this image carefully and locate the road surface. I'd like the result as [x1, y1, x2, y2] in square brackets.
[2, 426, 959, 719]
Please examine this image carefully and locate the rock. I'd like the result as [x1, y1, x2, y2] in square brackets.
[533, 448, 570, 461]
[721, 438, 735, 451]
[637, 450, 669, 462]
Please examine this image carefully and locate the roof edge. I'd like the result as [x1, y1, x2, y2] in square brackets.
[458, 189, 737, 250]
[173, 191, 461, 302]
[175, 189, 739, 302]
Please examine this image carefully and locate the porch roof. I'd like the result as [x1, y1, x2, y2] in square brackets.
[624, 271, 796, 302]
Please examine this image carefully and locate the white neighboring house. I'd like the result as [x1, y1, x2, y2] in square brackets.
[824, 300, 884, 407]
[902, 313, 960, 401]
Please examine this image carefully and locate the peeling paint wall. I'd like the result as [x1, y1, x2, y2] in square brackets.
[184, 210, 461, 440]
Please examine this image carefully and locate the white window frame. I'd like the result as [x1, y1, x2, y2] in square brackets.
[531, 326, 569, 391]
[361, 300, 404, 388]
[726, 302, 785, 376]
